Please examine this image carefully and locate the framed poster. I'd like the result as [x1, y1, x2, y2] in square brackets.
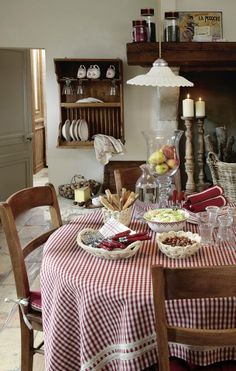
[179, 12, 223, 42]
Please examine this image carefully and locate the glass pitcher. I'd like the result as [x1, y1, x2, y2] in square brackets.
[142, 129, 183, 208]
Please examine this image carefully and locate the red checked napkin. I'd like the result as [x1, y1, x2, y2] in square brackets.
[183, 186, 227, 213]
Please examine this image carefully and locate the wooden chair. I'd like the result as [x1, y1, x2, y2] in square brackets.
[0, 183, 62, 371]
[114, 167, 142, 195]
[151, 265, 236, 371]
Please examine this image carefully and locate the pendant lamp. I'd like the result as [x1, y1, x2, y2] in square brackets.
[127, 1, 194, 88]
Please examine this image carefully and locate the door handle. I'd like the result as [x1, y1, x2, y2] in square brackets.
[25, 133, 34, 142]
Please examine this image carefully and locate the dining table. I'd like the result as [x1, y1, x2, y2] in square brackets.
[41, 206, 236, 371]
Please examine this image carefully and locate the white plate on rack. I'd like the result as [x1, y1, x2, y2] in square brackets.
[78, 119, 89, 141]
[74, 119, 81, 141]
[64, 120, 71, 141]
[70, 120, 77, 141]
[62, 119, 70, 141]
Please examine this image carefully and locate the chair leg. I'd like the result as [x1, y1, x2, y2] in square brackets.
[20, 321, 34, 371]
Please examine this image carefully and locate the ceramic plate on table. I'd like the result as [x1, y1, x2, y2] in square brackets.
[74, 119, 81, 141]
[78, 119, 89, 141]
[70, 120, 77, 141]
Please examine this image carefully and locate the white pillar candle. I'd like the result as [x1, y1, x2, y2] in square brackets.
[182, 94, 194, 117]
[195, 97, 205, 117]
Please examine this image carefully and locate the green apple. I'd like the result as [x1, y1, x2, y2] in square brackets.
[166, 158, 179, 169]
[148, 150, 166, 165]
[155, 163, 169, 175]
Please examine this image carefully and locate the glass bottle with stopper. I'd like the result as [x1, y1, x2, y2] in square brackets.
[135, 164, 158, 203]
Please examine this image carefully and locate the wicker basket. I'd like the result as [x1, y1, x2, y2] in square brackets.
[76, 228, 142, 260]
[207, 152, 236, 202]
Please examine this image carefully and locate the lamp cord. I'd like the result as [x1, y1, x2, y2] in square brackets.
[157, 0, 162, 58]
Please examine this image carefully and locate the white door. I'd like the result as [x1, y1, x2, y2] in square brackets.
[0, 48, 33, 201]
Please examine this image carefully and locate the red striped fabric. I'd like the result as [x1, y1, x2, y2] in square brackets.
[41, 209, 236, 371]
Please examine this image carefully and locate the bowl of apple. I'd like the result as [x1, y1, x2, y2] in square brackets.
[143, 208, 189, 233]
[148, 144, 179, 176]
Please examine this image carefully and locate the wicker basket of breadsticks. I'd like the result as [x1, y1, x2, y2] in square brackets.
[99, 188, 139, 226]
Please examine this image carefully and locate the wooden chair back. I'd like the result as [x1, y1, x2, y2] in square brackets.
[114, 167, 142, 195]
[0, 183, 62, 300]
[151, 265, 236, 371]
[0, 183, 62, 371]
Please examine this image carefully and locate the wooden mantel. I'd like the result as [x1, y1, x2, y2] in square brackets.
[126, 42, 236, 71]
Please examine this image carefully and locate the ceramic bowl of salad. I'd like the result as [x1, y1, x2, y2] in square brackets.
[143, 208, 189, 233]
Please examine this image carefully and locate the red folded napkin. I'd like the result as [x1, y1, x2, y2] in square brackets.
[183, 195, 227, 213]
[186, 185, 224, 205]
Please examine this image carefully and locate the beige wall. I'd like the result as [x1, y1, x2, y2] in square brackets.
[0, 0, 235, 188]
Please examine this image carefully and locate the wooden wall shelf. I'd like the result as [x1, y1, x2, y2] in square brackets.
[54, 58, 124, 148]
[126, 42, 236, 71]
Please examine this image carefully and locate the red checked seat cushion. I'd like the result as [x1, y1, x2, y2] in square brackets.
[30, 291, 42, 312]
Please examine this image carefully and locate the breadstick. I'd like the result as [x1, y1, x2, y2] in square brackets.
[122, 192, 135, 210]
[99, 196, 115, 211]
[105, 189, 113, 204]
[111, 194, 120, 210]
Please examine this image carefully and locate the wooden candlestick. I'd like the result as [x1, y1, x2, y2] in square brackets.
[182, 116, 195, 195]
[196, 116, 206, 191]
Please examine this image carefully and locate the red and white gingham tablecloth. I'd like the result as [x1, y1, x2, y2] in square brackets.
[41, 209, 236, 371]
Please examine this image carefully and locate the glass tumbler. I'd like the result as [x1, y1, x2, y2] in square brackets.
[227, 207, 236, 230]
[216, 215, 234, 246]
[205, 206, 219, 226]
[197, 212, 214, 246]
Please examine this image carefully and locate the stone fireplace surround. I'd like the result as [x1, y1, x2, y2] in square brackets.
[127, 42, 236, 191]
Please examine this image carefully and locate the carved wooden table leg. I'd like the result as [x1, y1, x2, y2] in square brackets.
[196, 116, 206, 191]
[182, 117, 195, 195]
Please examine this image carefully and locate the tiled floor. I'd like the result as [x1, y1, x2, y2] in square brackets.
[0, 169, 95, 371]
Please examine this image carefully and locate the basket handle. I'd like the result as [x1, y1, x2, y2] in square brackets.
[207, 151, 219, 164]
[70, 174, 85, 185]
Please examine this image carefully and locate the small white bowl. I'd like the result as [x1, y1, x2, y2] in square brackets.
[157, 230, 201, 259]
[143, 208, 189, 233]
[92, 196, 102, 207]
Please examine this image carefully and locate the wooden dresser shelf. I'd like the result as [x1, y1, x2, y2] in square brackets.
[61, 102, 121, 108]
[126, 42, 236, 71]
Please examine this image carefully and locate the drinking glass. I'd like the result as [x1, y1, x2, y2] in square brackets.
[205, 206, 219, 226]
[109, 79, 117, 96]
[77, 79, 84, 96]
[216, 215, 234, 246]
[197, 212, 213, 246]
[62, 78, 75, 95]
[227, 207, 236, 228]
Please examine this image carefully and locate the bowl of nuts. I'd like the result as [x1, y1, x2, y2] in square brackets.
[156, 231, 201, 259]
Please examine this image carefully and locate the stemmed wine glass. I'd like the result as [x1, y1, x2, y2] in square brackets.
[109, 79, 117, 96]
[62, 77, 76, 95]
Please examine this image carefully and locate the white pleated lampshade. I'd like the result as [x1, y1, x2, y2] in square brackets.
[127, 59, 194, 88]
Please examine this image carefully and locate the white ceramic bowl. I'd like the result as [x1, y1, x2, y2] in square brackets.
[92, 196, 102, 207]
[156, 230, 201, 259]
[143, 208, 189, 233]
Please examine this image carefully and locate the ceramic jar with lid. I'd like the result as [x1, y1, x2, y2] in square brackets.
[132, 20, 147, 42]
[164, 11, 180, 42]
[141, 8, 156, 42]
